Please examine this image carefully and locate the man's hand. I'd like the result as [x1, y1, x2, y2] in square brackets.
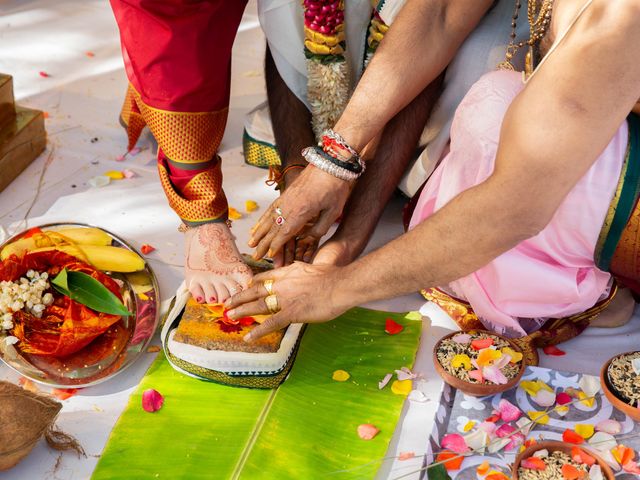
[225, 262, 351, 341]
[249, 165, 353, 260]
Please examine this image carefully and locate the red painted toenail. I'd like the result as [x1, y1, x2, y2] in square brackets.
[197, 296, 203, 302]
[210, 297, 216, 302]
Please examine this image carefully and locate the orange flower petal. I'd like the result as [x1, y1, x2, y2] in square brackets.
[435, 451, 463, 471]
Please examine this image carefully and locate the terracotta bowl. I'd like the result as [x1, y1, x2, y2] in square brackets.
[433, 330, 525, 397]
[512, 441, 614, 480]
[600, 351, 640, 422]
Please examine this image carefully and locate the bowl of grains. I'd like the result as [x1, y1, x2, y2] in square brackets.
[512, 441, 614, 480]
[433, 330, 525, 397]
[600, 351, 640, 421]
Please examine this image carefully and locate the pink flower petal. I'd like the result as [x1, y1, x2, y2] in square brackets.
[469, 369, 484, 383]
[116, 153, 126, 162]
[532, 389, 556, 407]
[142, 388, 164, 412]
[129, 147, 142, 156]
[496, 424, 516, 438]
[595, 419, 621, 435]
[493, 354, 512, 370]
[452, 333, 471, 344]
[398, 451, 415, 461]
[357, 424, 380, 440]
[623, 460, 640, 474]
[395, 368, 417, 381]
[378, 373, 392, 390]
[471, 359, 480, 370]
[498, 399, 522, 422]
[477, 421, 497, 436]
[556, 392, 572, 405]
[483, 366, 508, 385]
[441, 433, 469, 454]
[505, 432, 525, 451]
[123, 169, 136, 179]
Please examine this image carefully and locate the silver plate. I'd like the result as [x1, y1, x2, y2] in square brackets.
[0, 222, 160, 388]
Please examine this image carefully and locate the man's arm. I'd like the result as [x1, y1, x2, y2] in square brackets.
[337, 0, 640, 306]
[315, 73, 445, 266]
[249, 0, 493, 259]
[334, 0, 493, 152]
[264, 45, 314, 189]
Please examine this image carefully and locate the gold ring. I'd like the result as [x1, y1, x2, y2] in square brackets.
[264, 294, 280, 314]
[263, 279, 274, 296]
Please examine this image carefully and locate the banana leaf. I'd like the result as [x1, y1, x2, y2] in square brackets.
[92, 307, 422, 480]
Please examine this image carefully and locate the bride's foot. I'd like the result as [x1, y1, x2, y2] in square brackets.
[185, 222, 253, 304]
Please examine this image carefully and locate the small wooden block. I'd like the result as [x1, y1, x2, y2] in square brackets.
[0, 106, 46, 193]
[0, 75, 16, 129]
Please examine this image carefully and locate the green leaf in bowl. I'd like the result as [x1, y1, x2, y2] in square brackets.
[52, 269, 132, 316]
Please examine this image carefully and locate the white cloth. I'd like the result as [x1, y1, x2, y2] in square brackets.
[252, 0, 531, 197]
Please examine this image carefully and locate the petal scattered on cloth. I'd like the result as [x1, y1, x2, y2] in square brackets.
[378, 373, 392, 390]
[477, 421, 497, 435]
[577, 390, 595, 408]
[398, 452, 415, 461]
[575, 424, 595, 439]
[332, 370, 350, 382]
[556, 392, 572, 405]
[532, 389, 557, 407]
[476, 461, 490, 476]
[488, 438, 510, 454]
[520, 380, 553, 397]
[588, 432, 618, 452]
[495, 424, 516, 438]
[104, 170, 125, 180]
[391, 379, 412, 396]
[142, 389, 164, 413]
[52, 388, 79, 400]
[441, 433, 469, 454]
[228, 207, 243, 220]
[141, 244, 155, 255]
[595, 419, 621, 435]
[527, 411, 550, 425]
[357, 424, 379, 440]
[245, 200, 259, 213]
[562, 429, 585, 444]
[123, 169, 136, 179]
[579, 375, 601, 399]
[497, 399, 522, 422]
[395, 367, 417, 381]
[89, 175, 110, 188]
[464, 429, 489, 453]
[556, 405, 570, 417]
[408, 390, 428, 402]
[542, 345, 566, 356]
[436, 451, 463, 471]
[505, 433, 525, 451]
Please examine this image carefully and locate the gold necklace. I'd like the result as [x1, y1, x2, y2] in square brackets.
[498, 0, 554, 75]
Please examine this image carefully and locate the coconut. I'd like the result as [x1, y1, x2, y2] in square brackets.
[0, 381, 83, 471]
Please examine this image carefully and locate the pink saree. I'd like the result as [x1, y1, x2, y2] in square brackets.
[409, 70, 628, 337]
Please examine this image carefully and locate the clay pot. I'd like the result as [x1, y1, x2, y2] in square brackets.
[512, 441, 614, 479]
[433, 330, 525, 397]
[600, 351, 640, 422]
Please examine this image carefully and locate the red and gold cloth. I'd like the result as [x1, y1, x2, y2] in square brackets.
[110, 0, 248, 225]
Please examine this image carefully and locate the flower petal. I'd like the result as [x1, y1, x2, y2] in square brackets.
[391, 379, 412, 395]
[332, 370, 350, 382]
[521, 457, 547, 470]
[562, 429, 585, 444]
[395, 368, 417, 381]
[505, 433, 525, 451]
[441, 433, 469, 454]
[498, 399, 522, 422]
[477, 421, 498, 435]
[142, 389, 164, 413]
[463, 429, 489, 453]
[451, 354, 472, 370]
[452, 333, 471, 344]
[528, 410, 550, 425]
[357, 424, 380, 440]
[468, 369, 484, 383]
[384, 318, 404, 335]
[588, 465, 604, 480]
[532, 389, 557, 407]
[471, 338, 494, 350]
[495, 424, 516, 438]
[588, 432, 618, 452]
[501, 347, 523, 363]
[556, 392, 572, 405]
[595, 419, 622, 435]
[408, 390, 428, 402]
[488, 438, 510, 454]
[398, 451, 415, 461]
[579, 375, 601, 398]
[542, 345, 566, 356]
[483, 366, 508, 385]
[378, 373, 392, 390]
